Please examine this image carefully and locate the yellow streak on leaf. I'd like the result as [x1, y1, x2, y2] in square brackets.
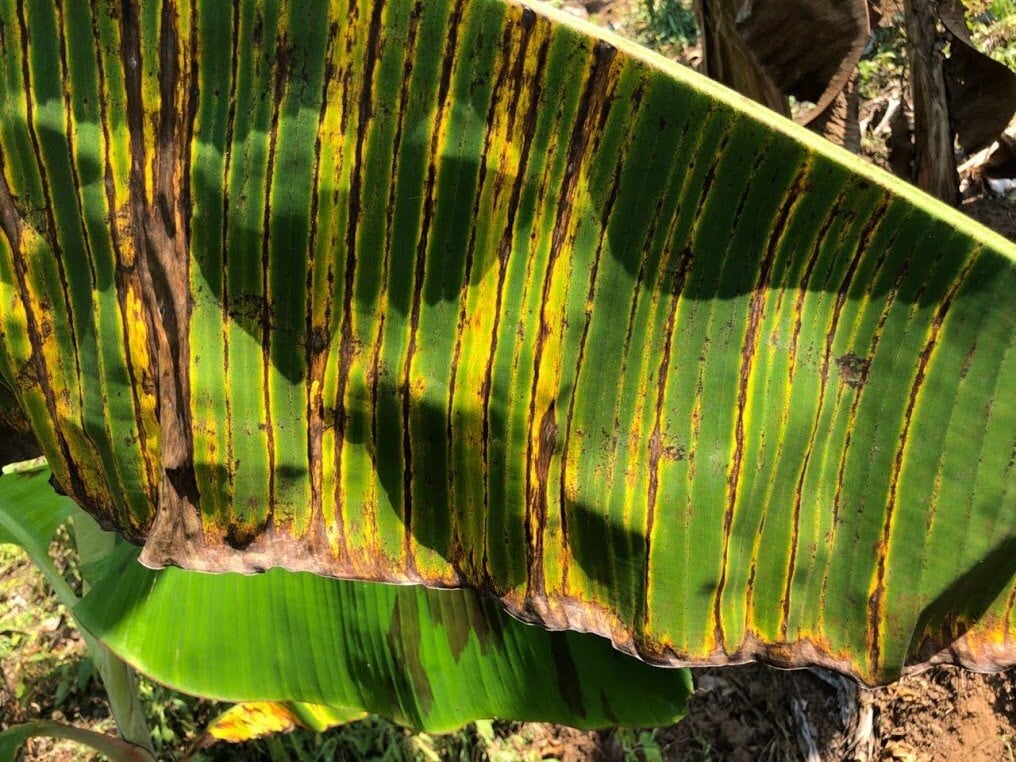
[205, 702, 300, 743]
[125, 280, 159, 473]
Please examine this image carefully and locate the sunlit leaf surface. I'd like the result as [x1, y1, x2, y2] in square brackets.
[0, 0, 1012, 683]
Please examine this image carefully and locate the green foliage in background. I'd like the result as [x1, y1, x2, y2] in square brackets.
[643, 0, 700, 47]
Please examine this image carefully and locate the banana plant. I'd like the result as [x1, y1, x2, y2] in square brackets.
[0, 0, 1012, 729]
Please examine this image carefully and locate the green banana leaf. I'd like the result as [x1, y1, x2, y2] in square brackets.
[0, 0, 1012, 686]
[0, 461, 689, 731]
[76, 546, 691, 731]
[286, 703, 369, 734]
[0, 458, 76, 604]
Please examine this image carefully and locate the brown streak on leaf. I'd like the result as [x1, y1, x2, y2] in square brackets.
[868, 252, 979, 671]
[523, 37, 615, 609]
[715, 163, 810, 648]
[131, 0, 204, 562]
[480, 7, 542, 590]
[402, 0, 463, 573]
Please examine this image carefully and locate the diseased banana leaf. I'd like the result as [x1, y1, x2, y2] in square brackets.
[0, 0, 1013, 684]
[201, 702, 367, 745]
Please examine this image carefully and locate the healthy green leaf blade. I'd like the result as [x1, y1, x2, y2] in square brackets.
[0, 458, 70, 554]
[0, 459, 76, 607]
[70, 505, 123, 592]
[285, 703, 367, 733]
[76, 550, 691, 732]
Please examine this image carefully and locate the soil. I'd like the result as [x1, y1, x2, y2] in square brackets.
[620, 665, 1016, 761]
[964, 194, 1016, 240]
[478, 662, 1016, 761]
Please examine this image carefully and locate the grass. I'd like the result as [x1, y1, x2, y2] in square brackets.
[972, 13, 1016, 70]
[628, 0, 699, 62]
[640, 0, 698, 48]
[857, 19, 908, 102]
[614, 728, 664, 762]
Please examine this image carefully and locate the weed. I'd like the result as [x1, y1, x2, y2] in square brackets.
[858, 17, 908, 101]
[614, 727, 664, 762]
[607, 0, 700, 62]
[643, 0, 698, 47]
[971, 13, 1016, 70]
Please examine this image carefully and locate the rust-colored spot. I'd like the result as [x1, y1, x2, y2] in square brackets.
[836, 351, 870, 389]
[664, 443, 686, 462]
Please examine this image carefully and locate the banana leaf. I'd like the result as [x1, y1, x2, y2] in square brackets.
[0, 458, 75, 603]
[0, 461, 689, 731]
[0, 0, 1012, 686]
[76, 545, 691, 732]
[200, 702, 366, 744]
